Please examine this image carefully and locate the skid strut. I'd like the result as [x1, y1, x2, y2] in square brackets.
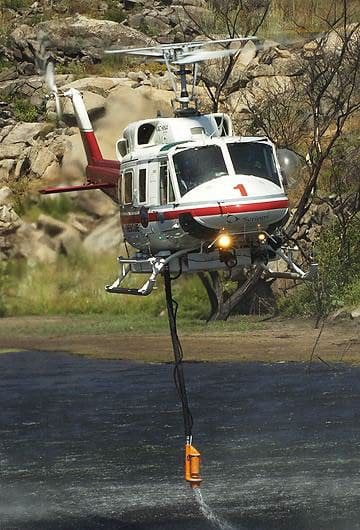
[163, 266, 202, 488]
[105, 248, 198, 296]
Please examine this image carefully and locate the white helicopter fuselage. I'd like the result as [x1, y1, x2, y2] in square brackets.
[117, 114, 289, 262]
[42, 38, 315, 294]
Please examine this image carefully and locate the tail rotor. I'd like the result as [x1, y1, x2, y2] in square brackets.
[44, 61, 63, 121]
[36, 31, 63, 122]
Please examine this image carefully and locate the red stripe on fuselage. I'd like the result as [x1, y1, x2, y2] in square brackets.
[121, 199, 289, 225]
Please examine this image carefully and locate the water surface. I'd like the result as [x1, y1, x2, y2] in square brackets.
[1, 351, 360, 529]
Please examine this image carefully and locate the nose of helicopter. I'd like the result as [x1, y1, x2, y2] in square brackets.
[179, 174, 289, 233]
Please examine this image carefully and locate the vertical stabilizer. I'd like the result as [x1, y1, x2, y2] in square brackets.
[64, 88, 103, 164]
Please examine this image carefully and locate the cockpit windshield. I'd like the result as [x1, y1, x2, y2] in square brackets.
[228, 142, 280, 186]
[173, 145, 227, 196]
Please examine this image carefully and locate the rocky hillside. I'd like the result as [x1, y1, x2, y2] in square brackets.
[0, 1, 358, 276]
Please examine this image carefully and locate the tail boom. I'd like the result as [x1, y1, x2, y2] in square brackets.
[40, 88, 120, 201]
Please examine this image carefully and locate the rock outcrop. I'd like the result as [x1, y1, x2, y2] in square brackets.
[6, 15, 155, 69]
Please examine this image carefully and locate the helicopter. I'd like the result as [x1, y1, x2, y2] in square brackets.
[41, 38, 317, 297]
[39, 37, 319, 488]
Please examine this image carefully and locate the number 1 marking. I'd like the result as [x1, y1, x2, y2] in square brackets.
[234, 184, 248, 196]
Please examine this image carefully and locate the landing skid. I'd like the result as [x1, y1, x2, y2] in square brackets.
[260, 247, 318, 281]
[105, 248, 196, 296]
[106, 245, 317, 297]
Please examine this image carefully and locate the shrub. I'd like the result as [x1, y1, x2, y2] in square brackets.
[1, 0, 31, 9]
[0, 56, 10, 72]
[13, 98, 38, 122]
[105, 7, 126, 24]
[279, 216, 360, 317]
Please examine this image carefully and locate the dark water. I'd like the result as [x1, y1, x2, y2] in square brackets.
[1, 351, 360, 529]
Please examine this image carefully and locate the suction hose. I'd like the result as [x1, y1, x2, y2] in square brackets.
[163, 266, 202, 488]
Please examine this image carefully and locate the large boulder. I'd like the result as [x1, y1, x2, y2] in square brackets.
[30, 145, 57, 177]
[74, 190, 117, 218]
[0, 186, 13, 206]
[0, 75, 74, 106]
[37, 214, 69, 237]
[0, 77, 44, 106]
[245, 75, 294, 103]
[59, 76, 123, 96]
[0, 160, 16, 183]
[35, 214, 82, 256]
[60, 90, 107, 123]
[14, 222, 57, 264]
[237, 40, 257, 67]
[0, 143, 27, 160]
[9, 15, 155, 66]
[83, 215, 121, 253]
[1, 122, 43, 145]
[0, 205, 21, 235]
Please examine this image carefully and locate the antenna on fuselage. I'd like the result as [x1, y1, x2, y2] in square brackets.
[105, 37, 257, 117]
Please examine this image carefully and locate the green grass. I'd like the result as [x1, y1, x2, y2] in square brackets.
[3, 250, 209, 321]
[0, 313, 261, 337]
[19, 195, 79, 222]
[1, 249, 264, 334]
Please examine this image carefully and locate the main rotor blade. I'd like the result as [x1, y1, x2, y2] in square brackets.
[188, 36, 258, 47]
[104, 37, 258, 58]
[174, 49, 237, 64]
[105, 48, 163, 57]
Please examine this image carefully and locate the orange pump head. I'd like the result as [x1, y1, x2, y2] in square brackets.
[184, 443, 202, 488]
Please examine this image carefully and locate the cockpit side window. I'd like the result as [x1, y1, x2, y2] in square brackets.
[173, 145, 227, 196]
[228, 143, 280, 186]
[138, 123, 155, 145]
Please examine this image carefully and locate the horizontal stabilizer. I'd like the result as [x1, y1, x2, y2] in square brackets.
[40, 182, 116, 195]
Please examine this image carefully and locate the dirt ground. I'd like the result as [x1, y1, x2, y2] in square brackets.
[0, 315, 359, 364]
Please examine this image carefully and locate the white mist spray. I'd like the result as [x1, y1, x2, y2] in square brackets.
[193, 488, 238, 530]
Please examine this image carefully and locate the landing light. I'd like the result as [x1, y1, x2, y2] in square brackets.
[217, 233, 232, 249]
[258, 232, 267, 243]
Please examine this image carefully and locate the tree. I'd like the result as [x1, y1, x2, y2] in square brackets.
[180, 0, 271, 112]
[246, 1, 360, 235]
[195, 0, 360, 321]
[245, 0, 360, 320]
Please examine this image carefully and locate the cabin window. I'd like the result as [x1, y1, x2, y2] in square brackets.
[159, 161, 175, 204]
[173, 145, 228, 196]
[190, 127, 205, 135]
[124, 171, 133, 204]
[160, 162, 167, 205]
[139, 168, 147, 203]
[138, 123, 155, 145]
[228, 143, 280, 186]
